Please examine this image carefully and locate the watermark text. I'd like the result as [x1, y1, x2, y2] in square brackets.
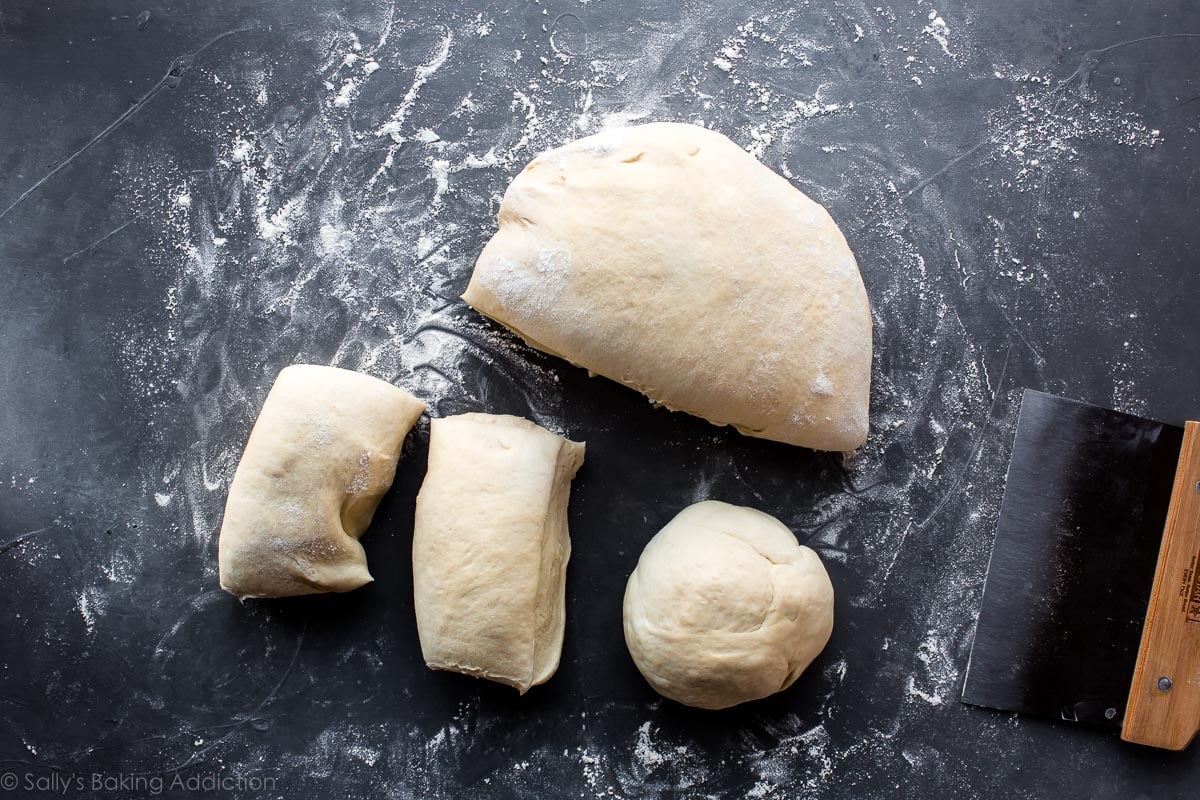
[1, 770, 277, 795]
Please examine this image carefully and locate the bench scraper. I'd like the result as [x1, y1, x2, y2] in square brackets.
[961, 389, 1200, 750]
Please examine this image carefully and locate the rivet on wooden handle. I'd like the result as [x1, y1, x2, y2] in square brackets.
[1122, 420, 1200, 750]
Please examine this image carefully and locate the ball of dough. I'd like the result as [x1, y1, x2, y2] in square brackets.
[623, 500, 834, 710]
[463, 122, 871, 452]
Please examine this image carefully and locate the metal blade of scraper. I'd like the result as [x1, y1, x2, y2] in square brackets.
[961, 389, 1184, 728]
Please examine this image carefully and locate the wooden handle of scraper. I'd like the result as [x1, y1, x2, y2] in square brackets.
[1122, 420, 1200, 750]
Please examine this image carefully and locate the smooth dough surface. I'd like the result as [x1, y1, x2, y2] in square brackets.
[412, 413, 585, 693]
[463, 121, 872, 452]
[218, 364, 426, 598]
[623, 500, 834, 710]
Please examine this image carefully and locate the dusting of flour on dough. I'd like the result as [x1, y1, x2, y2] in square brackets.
[482, 246, 573, 318]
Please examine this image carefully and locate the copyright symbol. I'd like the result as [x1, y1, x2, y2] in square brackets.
[0, 772, 18, 790]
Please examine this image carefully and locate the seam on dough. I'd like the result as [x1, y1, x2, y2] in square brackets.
[716, 527, 783, 566]
[735, 576, 775, 635]
[524, 442, 558, 692]
[683, 530, 784, 635]
[430, 660, 527, 692]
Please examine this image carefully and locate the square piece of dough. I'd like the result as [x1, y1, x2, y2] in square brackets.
[218, 365, 426, 598]
[412, 413, 585, 692]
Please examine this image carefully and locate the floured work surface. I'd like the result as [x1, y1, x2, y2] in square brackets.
[1, 1, 1199, 797]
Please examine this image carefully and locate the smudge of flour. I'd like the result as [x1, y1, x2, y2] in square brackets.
[77, 589, 100, 635]
[922, 10, 953, 58]
[633, 721, 666, 768]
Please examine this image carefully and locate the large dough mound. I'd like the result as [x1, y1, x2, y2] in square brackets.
[412, 413, 585, 693]
[463, 122, 872, 451]
[218, 365, 426, 598]
[623, 500, 834, 710]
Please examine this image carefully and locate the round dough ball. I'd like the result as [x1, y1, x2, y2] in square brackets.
[622, 500, 834, 710]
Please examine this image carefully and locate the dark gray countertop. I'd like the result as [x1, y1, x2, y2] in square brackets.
[2, 0, 1199, 797]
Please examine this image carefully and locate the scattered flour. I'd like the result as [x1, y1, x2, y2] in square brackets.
[922, 11, 953, 57]
[66, 1, 1190, 795]
[376, 31, 454, 142]
[632, 721, 665, 769]
[76, 587, 106, 635]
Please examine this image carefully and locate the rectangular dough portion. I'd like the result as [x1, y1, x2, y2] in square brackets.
[218, 365, 426, 598]
[412, 413, 586, 693]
